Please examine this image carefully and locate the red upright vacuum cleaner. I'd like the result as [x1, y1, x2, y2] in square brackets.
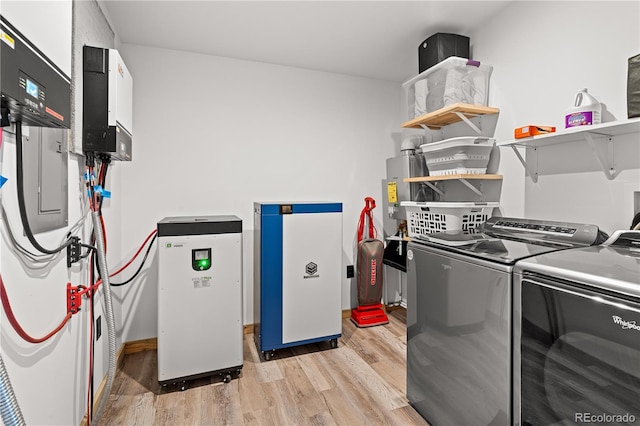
[351, 197, 389, 327]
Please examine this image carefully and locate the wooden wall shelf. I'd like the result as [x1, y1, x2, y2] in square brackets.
[402, 103, 500, 130]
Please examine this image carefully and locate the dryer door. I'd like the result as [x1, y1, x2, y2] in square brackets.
[518, 275, 640, 426]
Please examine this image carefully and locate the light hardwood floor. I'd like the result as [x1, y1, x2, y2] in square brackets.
[96, 309, 429, 425]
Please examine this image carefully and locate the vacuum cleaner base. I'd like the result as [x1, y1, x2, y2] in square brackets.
[350, 304, 389, 328]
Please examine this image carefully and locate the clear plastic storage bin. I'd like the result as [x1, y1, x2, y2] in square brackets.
[420, 136, 495, 176]
[404, 57, 493, 119]
[401, 201, 500, 236]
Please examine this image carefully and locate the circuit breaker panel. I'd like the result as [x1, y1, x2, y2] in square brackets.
[16, 125, 68, 233]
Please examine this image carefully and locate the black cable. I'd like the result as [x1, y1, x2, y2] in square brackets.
[15, 121, 72, 254]
[79, 246, 94, 260]
[110, 235, 158, 287]
[98, 156, 110, 213]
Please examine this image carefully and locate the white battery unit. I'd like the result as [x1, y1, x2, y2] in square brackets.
[157, 216, 243, 386]
[254, 202, 342, 361]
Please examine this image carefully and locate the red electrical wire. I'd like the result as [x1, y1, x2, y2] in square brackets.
[104, 229, 157, 281]
[101, 228, 157, 284]
[0, 274, 72, 344]
[79, 229, 158, 294]
[96, 162, 104, 213]
[100, 213, 107, 254]
[92, 166, 99, 212]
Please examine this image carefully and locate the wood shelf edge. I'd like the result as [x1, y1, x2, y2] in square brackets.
[401, 103, 500, 129]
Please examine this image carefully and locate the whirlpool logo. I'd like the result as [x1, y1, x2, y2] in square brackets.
[304, 262, 319, 279]
[612, 315, 640, 331]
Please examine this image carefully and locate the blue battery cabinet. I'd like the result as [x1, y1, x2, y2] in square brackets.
[254, 202, 343, 360]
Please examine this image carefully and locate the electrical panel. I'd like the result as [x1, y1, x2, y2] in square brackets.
[0, 16, 71, 128]
[18, 125, 69, 233]
[83, 46, 133, 161]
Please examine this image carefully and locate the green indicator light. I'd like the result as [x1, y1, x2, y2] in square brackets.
[200, 259, 210, 267]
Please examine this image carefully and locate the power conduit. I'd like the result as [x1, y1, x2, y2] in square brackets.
[0, 354, 26, 426]
[90, 211, 116, 423]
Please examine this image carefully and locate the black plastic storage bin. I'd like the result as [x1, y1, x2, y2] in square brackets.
[419, 33, 470, 73]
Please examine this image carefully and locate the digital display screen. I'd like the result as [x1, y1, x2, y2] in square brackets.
[26, 79, 39, 98]
[194, 250, 209, 260]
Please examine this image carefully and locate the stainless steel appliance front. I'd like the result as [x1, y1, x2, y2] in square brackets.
[407, 242, 511, 425]
[406, 216, 603, 425]
[513, 243, 640, 426]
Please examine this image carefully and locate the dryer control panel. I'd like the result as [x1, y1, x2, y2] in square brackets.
[483, 216, 600, 247]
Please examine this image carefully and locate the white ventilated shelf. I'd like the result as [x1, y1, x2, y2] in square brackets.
[497, 118, 640, 182]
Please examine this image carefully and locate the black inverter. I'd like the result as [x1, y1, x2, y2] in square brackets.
[83, 46, 133, 161]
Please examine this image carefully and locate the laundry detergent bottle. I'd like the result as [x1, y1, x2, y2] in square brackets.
[565, 88, 602, 128]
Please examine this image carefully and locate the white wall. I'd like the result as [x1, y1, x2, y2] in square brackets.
[1, 130, 89, 426]
[1, 0, 73, 77]
[0, 1, 121, 425]
[117, 44, 400, 341]
[471, 1, 640, 232]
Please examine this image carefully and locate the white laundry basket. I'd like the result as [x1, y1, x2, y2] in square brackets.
[401, 201, 500, 236]
[420, 136, 495, 176]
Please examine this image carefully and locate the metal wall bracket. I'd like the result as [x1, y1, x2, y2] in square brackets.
[458, 178, 484, 197]
[584, 133, 616, 180]
[419, 181, 445, 196]
[510, 146, 539, 183]
[454, 112, 482, 135]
